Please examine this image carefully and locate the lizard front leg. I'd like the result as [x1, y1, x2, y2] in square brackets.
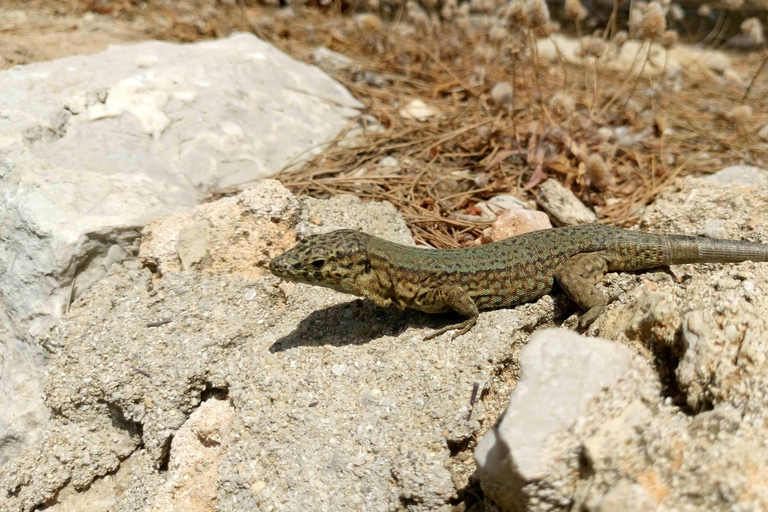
[555, 251, 610, 328]
[420, 285, 480, 341]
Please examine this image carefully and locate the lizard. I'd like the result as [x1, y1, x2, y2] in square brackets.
[268, 224, 768, 340]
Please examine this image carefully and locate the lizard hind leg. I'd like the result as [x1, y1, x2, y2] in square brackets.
[420, 285, 480, 341]
[555, 251, 611, 329]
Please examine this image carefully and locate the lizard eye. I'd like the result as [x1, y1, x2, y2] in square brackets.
[310, 259, 326, 269]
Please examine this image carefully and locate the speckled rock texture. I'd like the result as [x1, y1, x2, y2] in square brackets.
[474, 174, 768, 511]
[0, 32, 360, 473]
[3, 174, 768, 511]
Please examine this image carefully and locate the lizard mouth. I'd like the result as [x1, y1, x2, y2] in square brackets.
[268, 254, 297, 278]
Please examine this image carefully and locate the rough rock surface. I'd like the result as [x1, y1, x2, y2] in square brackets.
[0, 31, 360, 337]
[0, 32, 360, 467]
[536, 179, 598, 226]
[0, 179, 564, 512]
[474, 329, 635, 511]
[0, 328, 47, 466]
[472, 174, 768, 511]
[4, 173, 768, 512]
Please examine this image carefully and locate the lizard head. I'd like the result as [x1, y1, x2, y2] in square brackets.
[269, 229, 372, 294]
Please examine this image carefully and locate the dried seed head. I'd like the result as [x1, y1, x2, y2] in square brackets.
[471, 0, 496, 14]
[474, 45, 497, 63]
[564, 0, 588, 21]
[727, 105, 753, 125]
[489, 24, 509, 42]
[724, 0, 744, 9]
[504, 0, 528, 25]
[578, 36, 606, 57]
[662, 29, 678, 48]
[526, 0, 551, 29]
[625, 99, 644, 123]
[549, 93, 575, 120]
[356, 13, 383, 31]
[491, 82, 514, 108]
[586, 154, 612, 191]
[641, 1, 667, 41]
[698, 4, 710, 17]
[441, 0, 458, 20]
[669, 3, 684, 21]
[741, 17, 765, 45]
[628, 2, 646, 38]
[614, 30, 629, 45]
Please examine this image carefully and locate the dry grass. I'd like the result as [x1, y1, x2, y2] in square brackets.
[66, 0, 768, 247]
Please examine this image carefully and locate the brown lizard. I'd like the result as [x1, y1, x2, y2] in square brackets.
[269, 225, 768, 340]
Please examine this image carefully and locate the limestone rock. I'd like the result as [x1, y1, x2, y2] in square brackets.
[705, 165, 768, 188]
[0, 32, 360, 337]
[536, 179, 597, 226]
[474, 329, 633, 511]
[480, 208, 552, 243]
[0, 32, 360, 473]
[150, 399, 236, 512]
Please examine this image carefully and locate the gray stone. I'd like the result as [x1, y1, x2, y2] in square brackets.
[177, 221, 211, 271]
[536, 179, 598, 226]
[0, 32, 360, 337]
[312, 46, 357, 72]
[706, 165, 768, 187]
[474, 328, 632, 511]
[0, 33, 360, 470]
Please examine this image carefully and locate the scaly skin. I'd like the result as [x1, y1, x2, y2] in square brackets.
[269, 225, 768, 339]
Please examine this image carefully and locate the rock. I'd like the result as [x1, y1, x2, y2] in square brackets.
[490, 82, 514, 108]
[536, 179, 597, 226]
[706, 165, 768, 188]
[9, 175, 768, 512]
[0, 32, 359, 470]
[474, 329, 633, 511]
[479, 208, 552, 243]
[141, 180, 410, 280]
[399, 99, 441, 120]
[150, 398, 236, 512]
[177, 221, 211, 271]
[759, 123, 768, 141]
[312, 46, 357, 72]
[8, 180, 504, 512]
[474, 194, 534, 217]
[0, 327, 48, 467]
[0, 32, 360, 338]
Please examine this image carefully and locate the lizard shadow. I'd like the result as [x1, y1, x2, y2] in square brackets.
[268, 299, 453, 352]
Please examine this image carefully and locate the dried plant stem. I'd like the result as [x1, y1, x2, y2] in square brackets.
[599, 39, 648, 116]
[743, 50, 768, 102]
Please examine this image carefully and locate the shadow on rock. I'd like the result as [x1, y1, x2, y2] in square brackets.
[269, 299, 451, 351]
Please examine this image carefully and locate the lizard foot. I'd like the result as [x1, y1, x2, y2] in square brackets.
[424, 317, 477, 341]
[578, 305, 605, 330]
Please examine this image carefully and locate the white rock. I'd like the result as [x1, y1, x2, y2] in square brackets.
[474, 329, 632, 511]
[0, 32, 361, 337]
[536, 179, 598, 226]
[313, 46, 356, 71]
[706, 165, 768, 188]
[399, 99, 440, 121]
[0, 33, 360, 467]
[480, 209, 552, 242]
[475, 194, 533, 217]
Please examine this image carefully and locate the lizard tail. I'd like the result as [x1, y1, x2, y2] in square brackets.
[664, 235, 768, 265]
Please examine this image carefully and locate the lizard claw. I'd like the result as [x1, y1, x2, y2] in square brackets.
[424, 317, 477, 341]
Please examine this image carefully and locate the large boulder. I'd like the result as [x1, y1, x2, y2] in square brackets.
[0, 31, 361, 338]
[0, 32, 360, 471]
